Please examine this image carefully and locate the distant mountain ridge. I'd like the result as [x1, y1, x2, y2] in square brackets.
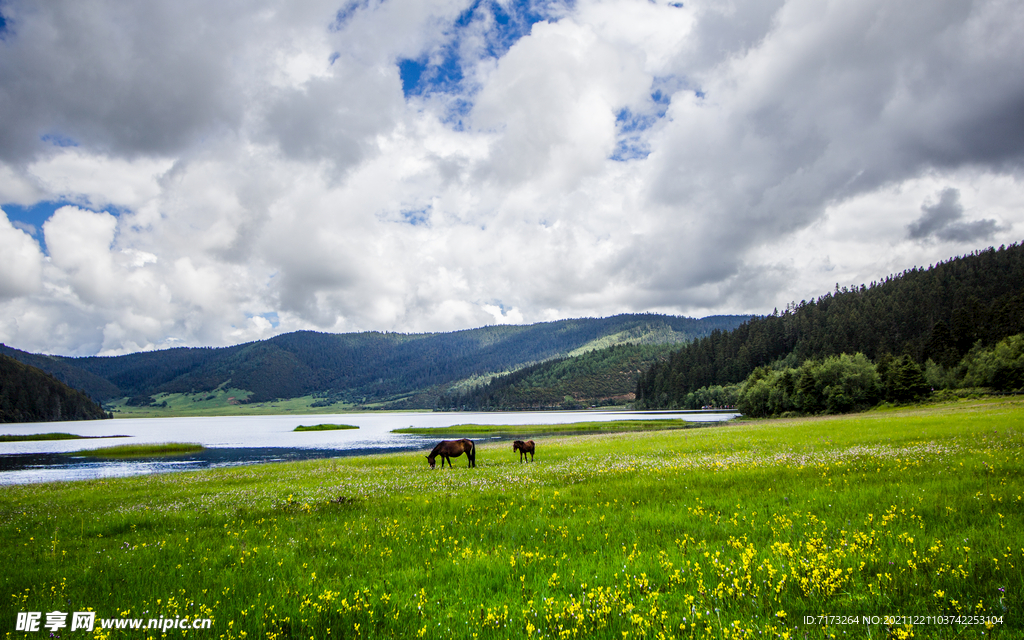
[1, 313, 751, 411]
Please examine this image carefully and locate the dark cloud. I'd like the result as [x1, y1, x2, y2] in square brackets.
[908, 188, 1002, 243]
[259, 68, 400, 171]
[0, 1, 250, 162]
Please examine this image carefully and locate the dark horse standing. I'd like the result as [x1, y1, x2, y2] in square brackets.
[427, 438, 476, 469]
[512, 440, 535, 462]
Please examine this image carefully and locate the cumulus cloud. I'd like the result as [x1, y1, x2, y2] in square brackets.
[0, 0, 1023, 355]
[43, 206, 121, 304]
[0, 208, 44, 299]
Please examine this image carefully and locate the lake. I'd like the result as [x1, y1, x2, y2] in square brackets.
[0, 410, 737, 485]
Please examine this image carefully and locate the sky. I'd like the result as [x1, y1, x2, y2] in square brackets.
[0, 0, 1023, 357]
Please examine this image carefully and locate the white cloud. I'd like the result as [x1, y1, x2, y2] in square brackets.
[471, 18, 649, 187]
[0, 208, 44, 299]
[0, 0, 1022, 355]
[0, 164, 44, 205]
[28, 151, 173, 210]
[43, 206, 120, 304]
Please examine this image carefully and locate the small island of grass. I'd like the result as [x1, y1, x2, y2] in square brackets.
[71, 443, 205, 458]
[293, 424, 359, 432]
[0, 432, 129, 442]
[391, 419, 709, 436]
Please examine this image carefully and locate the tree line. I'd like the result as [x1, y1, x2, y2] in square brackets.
[674, 335, 1024, 418]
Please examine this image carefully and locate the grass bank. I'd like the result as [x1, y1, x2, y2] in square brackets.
[2, 398, 1021, 639]
[70, 443, 206, 458]
[293, 424, 359, 432]
[392, 419, 708, 436]
[0, 433, 129, 442]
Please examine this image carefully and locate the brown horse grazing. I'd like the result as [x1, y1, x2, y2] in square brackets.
[427, 438, 476, 469]
[512, 440, 535, 462]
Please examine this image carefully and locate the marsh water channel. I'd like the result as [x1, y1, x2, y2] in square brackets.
[0, 410, 738, 485]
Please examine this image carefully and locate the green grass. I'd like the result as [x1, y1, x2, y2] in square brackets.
[2, 398, 1022, 639]
[0, 432, 128, 442]
[70, 442, 206, 458]
[294, 424, 360, 432]
[392, 419, 712, 436]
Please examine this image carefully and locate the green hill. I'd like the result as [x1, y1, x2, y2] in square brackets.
[438, 343, 676, 410]
[2, 313, 750, 412]
[0, 354, 110, 423]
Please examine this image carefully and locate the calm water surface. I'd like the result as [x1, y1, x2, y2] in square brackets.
[0, 410, 736, 485]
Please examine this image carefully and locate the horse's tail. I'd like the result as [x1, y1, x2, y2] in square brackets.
[468, 439, 476, 466]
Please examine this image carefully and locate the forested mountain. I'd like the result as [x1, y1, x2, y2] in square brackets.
[637, 244, 1024, 409]
[0, 354, 110, 423]
[0, 347, 122, 402]
[1, 313, 749, 410]
[438, 343, 676, 410]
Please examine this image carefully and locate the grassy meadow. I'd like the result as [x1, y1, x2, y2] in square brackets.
[2, 398, 1022, 639]
[107, 389, 359, 418]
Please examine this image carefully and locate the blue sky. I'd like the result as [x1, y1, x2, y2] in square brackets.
[0, 0, 1022, 356]
[2, 201, 62, 237]
[397, 0, 562, 96]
